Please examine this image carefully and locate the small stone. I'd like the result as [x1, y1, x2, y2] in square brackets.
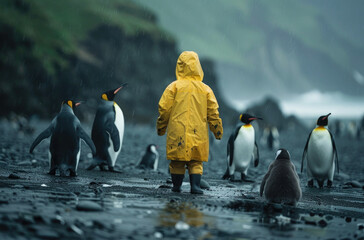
[68, 224, 83, 235]
[51, 215, 65, 225]
[358, 223, 364, 230]
[18, 161, 31, 166]
[226, 184, 237, 188]
[8, 173, 20, 179]
[154, 232, 163, 238]
[76, 201, 103, 211]
[344, 181, 362, 188]
[175, 221, 190, 231]
[33, 215, 46, 223]
[166, 178, 172, 184]
[36, 229, 59, 239]
[158, 185, 171, 189]
[345, 217, 352, 223]
[318, 219, 328, 227]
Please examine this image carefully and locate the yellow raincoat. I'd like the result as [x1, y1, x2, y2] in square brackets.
[157, 51, 223, 163]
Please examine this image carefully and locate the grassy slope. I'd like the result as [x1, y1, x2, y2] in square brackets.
[133, 0, 358, 71]
[0, 0, 172, 74]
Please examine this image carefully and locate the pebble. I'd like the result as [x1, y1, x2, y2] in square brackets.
[345, 217, 352, 223]
[36, 229, 59, 239]
[69, 224, 83, 235]
[344, 181, 362, 188]
[17, 161, 31, 166]
[76, 201, 103, 211]
[200, 179, 210, 189]
[318, 219, 328, 227]
[8, 173, 20, 179]
[358, 223, 364, 230]
[175, 221, 190, 231]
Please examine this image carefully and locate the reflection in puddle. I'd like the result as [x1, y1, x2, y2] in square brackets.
[158, 202, 215, 228]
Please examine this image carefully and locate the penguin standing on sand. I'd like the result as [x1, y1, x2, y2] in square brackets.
[137, 144, 159, 170]
[260, 149, 302, 206]
[301, 113, 339, 188]
[30, 100, 96, 176]
[222, 113, 261, 182]
[87, 84, 127, 171]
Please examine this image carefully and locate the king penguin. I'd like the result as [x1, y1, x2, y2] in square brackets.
[222, 113, 262, 182]
[301, 113, 339, 188]
[29, 100, 96, 176]
[137, 144, 159, 170]
[260, 149, 302, 206]
[87, 84, 127, 172]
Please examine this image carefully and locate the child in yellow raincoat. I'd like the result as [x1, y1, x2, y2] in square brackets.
[157, 51, 223, 194]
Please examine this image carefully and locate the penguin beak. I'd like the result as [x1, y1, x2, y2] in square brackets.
[75, 102, 82, 107]
[248, 117, 263, 121]
[323, 113, 331, 120]
[114, 83, 128, 95]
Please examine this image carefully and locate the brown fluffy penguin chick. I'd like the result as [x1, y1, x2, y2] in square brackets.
[260, 149, 302, 206]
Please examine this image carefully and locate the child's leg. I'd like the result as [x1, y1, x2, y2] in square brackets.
[187, 160, 203, 194]
[169, 161, 185, 192]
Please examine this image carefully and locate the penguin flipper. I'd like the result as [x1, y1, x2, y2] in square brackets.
[77, 127, 96, 155]
[29, 124, 54, 153]
[301, 131, 312, 173]
[253, 141, 259, 167]
[329, 130, 339, 174]
[105, 121, 120, 152]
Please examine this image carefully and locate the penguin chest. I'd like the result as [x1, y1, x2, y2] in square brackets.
[307, 130, 333, 175]
[233, 127, 255, 169]
[107, 103, 125, 166]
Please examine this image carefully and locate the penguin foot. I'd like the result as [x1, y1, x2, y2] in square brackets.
[317, 180, 324, 189]
[327, 180, 333, 188]
[307, 180, 314, 188]
[86, 164, 97, 170]
[241, 174, 255, 183]
[108, 166, 122, 173]
[70, 170, 77, 177]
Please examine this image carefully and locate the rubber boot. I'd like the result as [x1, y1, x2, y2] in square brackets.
[190, 174, 203, 194]
[171, 174, 184, 192]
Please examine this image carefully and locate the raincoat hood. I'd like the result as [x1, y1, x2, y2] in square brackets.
[176, 51, 204, 81]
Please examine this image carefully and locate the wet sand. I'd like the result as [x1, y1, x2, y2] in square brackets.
[0, 120, 363, 239]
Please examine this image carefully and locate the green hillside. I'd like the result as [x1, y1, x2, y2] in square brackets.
[0, 0, 177, 119]
[0, 0, 172, 74]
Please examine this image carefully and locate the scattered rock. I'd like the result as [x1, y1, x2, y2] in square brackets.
[76, 201, 103, 212]
[345, 217, 352, 223]
[36, 229, 59, 239]
[154, 232, 163, 238]
[33, 215, 46, 223]
[318, 219, 328, 227]
[166, 178, 172, 184]
[175, 221, 190, 231]
[358, 223, 364, 230]
[51, 215, 65, 225]
[200, 179, 210, 189]
[8, 173, 20, 179]
[17, 161, 31, 166]
[158, 185, 171, 189]
[344, 181, 362, 188]
[68, 224, 84, 236]
[226, 184, 237, 188]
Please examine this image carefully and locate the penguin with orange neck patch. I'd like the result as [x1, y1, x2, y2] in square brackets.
[30, 100, 96, 176]
[301, 113, 339, 188]
[87, 84, 127, 172]
[222, 113, 262, 182]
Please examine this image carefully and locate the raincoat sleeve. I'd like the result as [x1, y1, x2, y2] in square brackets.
[207, 88, 223, 140]
[156, 83, 176, 136]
